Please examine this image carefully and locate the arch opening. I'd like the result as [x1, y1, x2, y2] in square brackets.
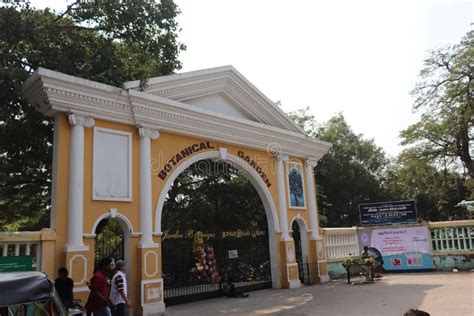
[94, 216, 131, 270]
[291, 217, 309, 284]
[155, 150, 281, 304]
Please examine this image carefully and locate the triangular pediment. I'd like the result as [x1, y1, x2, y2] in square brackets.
[185, 93, 257, 121]
[123, 66, 304, 134]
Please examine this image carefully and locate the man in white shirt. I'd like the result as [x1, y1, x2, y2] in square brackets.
[110, 260, 131, 316]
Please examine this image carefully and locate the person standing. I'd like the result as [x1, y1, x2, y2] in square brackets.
[54, 267, 74, 309]
[86, 258, 114, 316]
[110, 260, 131, 316]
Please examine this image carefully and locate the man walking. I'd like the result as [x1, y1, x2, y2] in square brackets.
[110, 260, 131, 316]
[86, 258, 114, 316]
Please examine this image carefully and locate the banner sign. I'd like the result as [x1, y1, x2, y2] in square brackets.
[358, 226, 432, 271]
[359, 200, 417, 226]
[0, 256, 33, 272]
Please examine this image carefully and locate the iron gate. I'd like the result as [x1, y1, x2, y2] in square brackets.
[162, 231, 272, 305]
[297, 262, 319, 285]
[94, 218, 124, 267]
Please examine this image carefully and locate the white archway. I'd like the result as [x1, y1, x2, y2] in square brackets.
[154, 149, 281, 288]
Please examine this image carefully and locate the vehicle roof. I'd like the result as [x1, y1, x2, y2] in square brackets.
[0, 272, 53, 306]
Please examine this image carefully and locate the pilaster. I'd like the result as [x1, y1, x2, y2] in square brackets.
[138, 126, 160, 247]
[65, 113, 94, 251]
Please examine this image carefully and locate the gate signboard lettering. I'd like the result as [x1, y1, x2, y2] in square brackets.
[359, 200, 417, 226]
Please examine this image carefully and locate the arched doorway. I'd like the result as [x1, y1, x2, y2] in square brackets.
[157, 152, 279, 305]
[155, 150, 281, 288]
[291, 218, 310, 284]
[94, 216, 130, 269]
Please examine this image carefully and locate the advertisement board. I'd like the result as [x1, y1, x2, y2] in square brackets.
[359, 200, 417, 226]
[358, 226, 433, 271]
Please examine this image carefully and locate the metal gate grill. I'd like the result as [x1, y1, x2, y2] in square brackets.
[94, 218, 124, 267]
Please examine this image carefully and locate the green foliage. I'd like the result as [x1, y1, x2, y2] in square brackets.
[342, 256, 376, 269]
[401, 30, 473, 177]
[288, 106, 319, 138]
[312, 113, 392, 227]
[162, 160, 270, 265]
[163, 160, 268, 231]
[386, 149, 469, 221]
[0, 1, 185, 230]
[290, 107, 470, 226]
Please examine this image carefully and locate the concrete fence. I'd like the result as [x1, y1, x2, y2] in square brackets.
[323, 220, 474, 278]
[0, 228, 56, 277]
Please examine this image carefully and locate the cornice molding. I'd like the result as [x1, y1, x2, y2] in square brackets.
[23, 68, 332, 160]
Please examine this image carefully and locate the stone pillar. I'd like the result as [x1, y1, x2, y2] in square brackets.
[138, 126, 160, 247]
[39, 228, 57, 279]
[305, 159, 320, 239]
[138, 127, 164, 315]
[65, 113, 94, 251]
[304, 158, 330, 283]
[276, 154, 291, 241]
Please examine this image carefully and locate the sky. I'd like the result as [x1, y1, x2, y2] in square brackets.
[30, 0, 473, 156]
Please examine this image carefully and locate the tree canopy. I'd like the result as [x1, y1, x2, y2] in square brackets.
[289, 111, 393, 226]
[0, 1, 185, 230]
[401, 30, 473, 177]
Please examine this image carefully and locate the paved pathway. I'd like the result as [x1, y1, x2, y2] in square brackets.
[165, 272, 473, 316]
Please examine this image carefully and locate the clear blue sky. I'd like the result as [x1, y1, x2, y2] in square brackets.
[31, 0, 473, 156]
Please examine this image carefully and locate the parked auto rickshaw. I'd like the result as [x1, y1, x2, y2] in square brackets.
[0, 272, 68, 315]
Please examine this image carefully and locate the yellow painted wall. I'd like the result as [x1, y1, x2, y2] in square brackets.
[53, 114, 324, 308]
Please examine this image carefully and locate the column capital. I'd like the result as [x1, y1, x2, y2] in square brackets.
[276, 154, 289, 162]
[68, 113, 95, 128]
[138, 126, 160, 139]
[305, 158, 318, 175]
[305, 158, 318, 168]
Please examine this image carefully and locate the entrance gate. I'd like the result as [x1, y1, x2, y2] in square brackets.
[162, 231, 272, 305]
[23, 66, 332, 315]
[161, 160, 272, 305]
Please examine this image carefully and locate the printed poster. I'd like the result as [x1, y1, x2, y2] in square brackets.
[358, 226, 433, 271]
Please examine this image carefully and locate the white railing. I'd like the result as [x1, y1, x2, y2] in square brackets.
[323, 227, 359, 261]
[0, 231, 43, 271]
[0, 229, 56, 276]
[429, 221, 474, 253]
[323, 220, 474, 261]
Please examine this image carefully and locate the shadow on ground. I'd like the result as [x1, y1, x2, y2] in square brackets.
[164, 272, 473, 316]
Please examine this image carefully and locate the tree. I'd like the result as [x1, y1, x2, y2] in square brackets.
[401, 30, 473, 177]
[289, 110, 392, 227]
[0, 1, 185, 230]
[386, 149, 469, 221]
